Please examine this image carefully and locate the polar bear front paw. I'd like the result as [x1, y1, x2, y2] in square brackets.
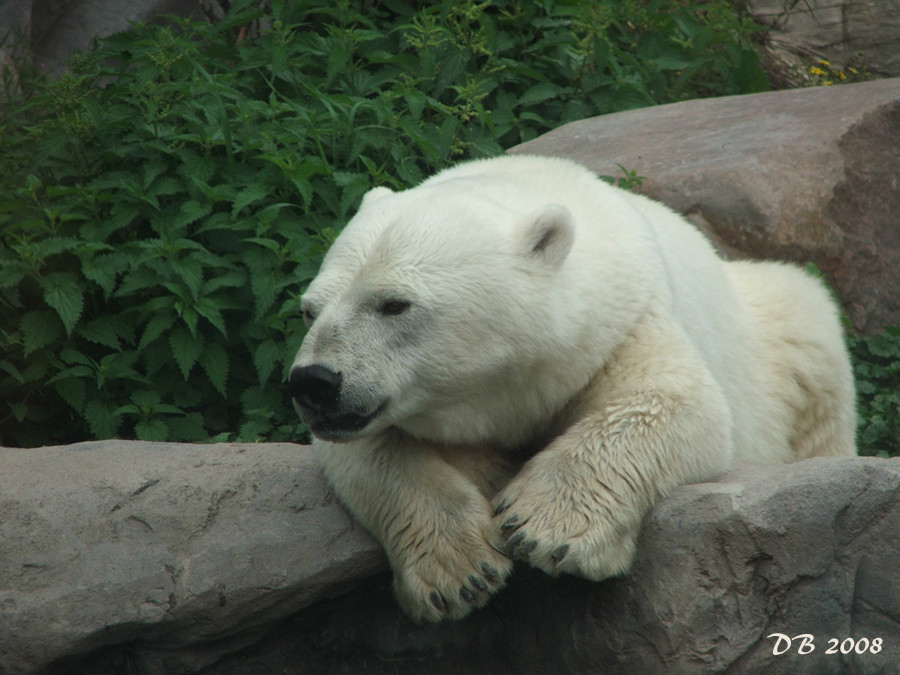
[490, 463, 639, 582]
[391, 527, 513, 623]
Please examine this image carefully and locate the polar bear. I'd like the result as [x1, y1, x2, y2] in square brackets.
[288, 155, 856, 623]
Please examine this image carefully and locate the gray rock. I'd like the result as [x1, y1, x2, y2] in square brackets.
[0, 440, 384, 674]
[0, 0, 202, 75]
[509, 78, 900, 334]
[4, 442, 898, 673]
[747, 0, 900, 84]
[195, 457, 900, 674]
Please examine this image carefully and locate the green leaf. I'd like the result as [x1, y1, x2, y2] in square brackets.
[169, 326, 203, 380]
[31, 237, 82, 260]
[129, 389, 161, 409]
[116, 266, 161, 297]
[143, 156, 170, 189]
[84, 400, 120, 439]
[150, 176, 182, 200]
[139, 312, 176, 351]
[0, 360, 25, 383]
[180, 150, 216, 186]
[169, 256, 204, 299]
[200, 342, 229, 397]
[96, 351, 144, 389]
[135, 419, 169, 441]
[8, 401, 29, 423]
[77, 316, 123, 350]
[867, 334, 900, 359]
[244, 248, 279, 318]
[517, 82, 560, 107]
[231, 182, 270, 216]
[53, 376, 87, 413]
[253, 339, 282, 386]
[167, 412, 209, 441]
[0, 260, 30, 288]
[60, 348, 93, 366]
[83, 202, 140, 241]
[42, 272, 84, 335]
[238, 419, 269, 442]
[173, 200, 213, 229]
[83, 252, 130, 296]
[194, 296, 227, 337]
[21, 310, 64, 357]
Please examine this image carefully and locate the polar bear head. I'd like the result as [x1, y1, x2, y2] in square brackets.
[288, 158, 645, 447]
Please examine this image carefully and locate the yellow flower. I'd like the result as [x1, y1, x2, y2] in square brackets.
[817, 59, 830, 66]
[809, 66, 827, 76]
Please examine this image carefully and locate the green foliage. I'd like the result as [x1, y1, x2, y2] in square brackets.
[0, 0, 769, 446]
[601, 164, 647, 190]
[847, 327, 900, 458]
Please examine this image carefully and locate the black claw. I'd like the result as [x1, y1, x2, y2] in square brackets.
[481, 561, 499, 580]
[506, 532, 525, 552]
[429, 590, 446, 612]
[460, 586, 475, 603]
[500, 515, 520, 532]
[469, 574, 487, 591]
[493, 498, 509, 516]
[551, 544, 570, 562]
[520, 540, 538, 556]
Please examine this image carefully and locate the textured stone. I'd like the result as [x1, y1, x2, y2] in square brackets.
[747, 0, 900, 85]
[195, 458, 900, 674]
[510, 78, 900, 334]
[0, 441, 384, 674]
[0, 0, 202, 74]
[7, 446, 898, 674]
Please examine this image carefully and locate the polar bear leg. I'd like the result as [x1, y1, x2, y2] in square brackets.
[314, 432, 513, 623]
[492, 312, 733, 580]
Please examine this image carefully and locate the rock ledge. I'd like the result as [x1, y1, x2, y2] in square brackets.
[1, 442, 897, 674]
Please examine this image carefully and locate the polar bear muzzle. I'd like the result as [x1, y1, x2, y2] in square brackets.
[290, 364, 341, 409]
[289, 364, 386, 440]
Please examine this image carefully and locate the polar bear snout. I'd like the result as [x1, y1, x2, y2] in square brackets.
[289, 364, 342, 411]
[289, 363, 387, 440]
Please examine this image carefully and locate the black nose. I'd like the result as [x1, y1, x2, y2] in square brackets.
[289, 365, 342, 411]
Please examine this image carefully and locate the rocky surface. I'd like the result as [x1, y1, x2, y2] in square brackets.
[0, 0, 202, 74]
[2, 443, 897, 674]
[0, 441, 384, 674]
[747, 0, 900, 85]
[510, 77, 900, 334]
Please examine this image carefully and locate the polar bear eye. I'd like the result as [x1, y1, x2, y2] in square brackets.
[301, 307, 317, 326]
[379, 299, 411, 316]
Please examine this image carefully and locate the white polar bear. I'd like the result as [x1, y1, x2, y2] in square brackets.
[289, 155, 857, 623]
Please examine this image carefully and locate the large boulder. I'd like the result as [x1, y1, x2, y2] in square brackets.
[208, 457, 900, 675]
[2, 441, 898, 673]
[0, 441, 384, 674]
[510, 78, 900, 334]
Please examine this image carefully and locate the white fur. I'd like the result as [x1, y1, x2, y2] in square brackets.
[291, 155, 856, 623]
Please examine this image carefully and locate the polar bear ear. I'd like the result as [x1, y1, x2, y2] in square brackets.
[359, 186, 395, 210]
[519, 203, 575, 269]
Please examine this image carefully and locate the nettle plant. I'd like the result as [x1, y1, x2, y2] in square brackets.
[1, 0, 769, 446]
[847, 328, 900, 458]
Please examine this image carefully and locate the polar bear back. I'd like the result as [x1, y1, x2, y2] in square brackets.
[428, 155, 853, 463]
